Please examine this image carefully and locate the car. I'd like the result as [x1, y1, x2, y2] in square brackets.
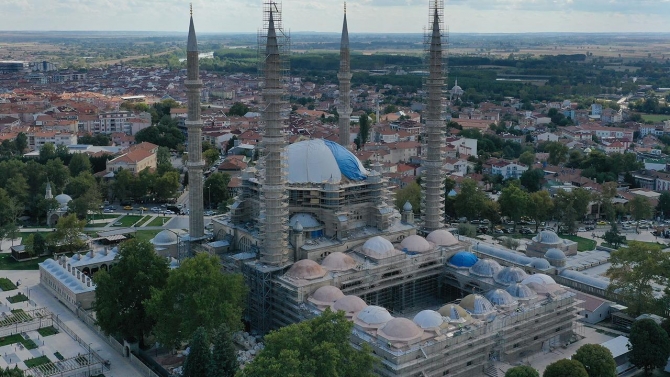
[622, 225, 631, 230]
[505, 220, 515, 225]
[470, 220, 480, 224]
[165, 210, 175, 215]
[103, 209, 113, 213]
[177, 204, 183, 209]
[151, 207, 159, 211]
[597, 221, 607, 225]
[578, 227, 587, 232]
[123, 206, 133, 210]
[139, 207, 148, 211]
[639, 224, 649, 229]
[585, 226, 595, 231]
[480, 219, 490, 224]
[493, 229, 504, 234]
[502, 228, 512, 234]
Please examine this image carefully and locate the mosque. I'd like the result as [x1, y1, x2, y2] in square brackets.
[201, 2, 588, 376]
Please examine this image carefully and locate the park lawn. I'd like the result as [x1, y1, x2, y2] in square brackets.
[560, 235, 597, 251]
[136, 215, 152, 227]
[0, 334, 38, 349]
[88, 214, 119, 220]
[37, 326, 59, 337]
[24, 355, 51, 368]
[641, 114, 670, 123]
[0, 254, 54, 270]
[113, 215, 143, 227]
[133, 229, 162, 243]
[0, 277, 17, 290]
[147, 216, 168, 227]
[6, 292, 28, 303]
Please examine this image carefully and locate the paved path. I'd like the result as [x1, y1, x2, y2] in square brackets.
[1, 270, 144, 377]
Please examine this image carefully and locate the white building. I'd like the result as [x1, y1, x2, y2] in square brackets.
[491, 161, 528, 179]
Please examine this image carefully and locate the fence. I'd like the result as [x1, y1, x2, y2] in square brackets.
[0, 308, 51, 337]
[130, 352, 163, 377]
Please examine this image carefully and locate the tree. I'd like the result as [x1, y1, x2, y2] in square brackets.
[607, 241, 670, 316]
[528, 190, 554, 231]
[50, 214, 86, 252]
[93, 239, 168, 346]
[355, 114, 370, 149]
[39, 143, 56, 161]
[603, 223, 626, 248]
[183, 327, 211, 377]
[518, 151, 535, 167]
[156, 146, 174, 175]
[520, 169, 545, 192]
[657, 191, 670, 219]
[32, 233, 47, 256]
[394, 181, 420, 214]
[146, 253, 247, 349]
[505, 365, 539, 377]
[209, 325, 238, 377]
[628, 196, 652, 229]
[543, 359, 588, 377]
[629, 318, 670, 376]
[15, 132, 27, 154]
[154, 171, 180, 201]
[68, 153, 92, 177]
[238, 309, 376, 377]
[227, 102, 250, 116]
[0, 366, 25, 377]
[572, 344, 617, 377]
[499, 183, 528, 228]
[204, 173, 232, 209]
[454, 178, 488, 220]
[545, 142, 569, 166]
[204, 149, 220, 167]
[45, 158, 70, 194]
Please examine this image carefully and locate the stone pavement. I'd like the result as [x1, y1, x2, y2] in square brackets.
[1, 270, 143, 376]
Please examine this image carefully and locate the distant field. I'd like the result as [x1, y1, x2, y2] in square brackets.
[642, 114, 670, 122]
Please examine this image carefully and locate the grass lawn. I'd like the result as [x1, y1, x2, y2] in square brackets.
[560, 235, 597, 251]
[0, 254, 53, 270]
[132, 229, 162, 243]
[0, 334, 38, 349]
[6, 292, 28, 303]
[0, 277, 17, 291]
[136, 215, 152, 227]
[113, 215, 143, 227]
[37, 326, 59, 337]
[88, 214, 120, 220]
[147, 216, 168, 227]
[85, 222, 111, 228]
[641, 114, 670, 123]
[24, 355, 51, 368]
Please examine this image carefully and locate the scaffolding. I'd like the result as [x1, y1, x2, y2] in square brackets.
[243, 262, 286, 334]
[420, 0, 447, 232]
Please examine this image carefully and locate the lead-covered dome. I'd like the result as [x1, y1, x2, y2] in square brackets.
[309, 285, 345, 306]
[400, 235, 431, 253]
[469, 259, 502, 278]
[285, 259, 327, 280]
[522, 274, 556, 286]
[55, 193, 73, 205]
[484, 289, 518, 307]
[289, 213, 321, 229]
[151, 230, 179, 246]
[449, 251, 478, 268]
[356, 306, 393, 326]
[533, 230, 561, 245]
[460, 294, 496, 316]
[413, 310, 444, 329]
[426, 229, 459, 246]
[529, 257, 551, 270]
[378, 318, 424, 342]
[494, 266, 528, 285]
[361, 236, 399, 259]
[286, 139, 368, 184]
[506, 283, 537, 300]
[332, 295, 367, 314]
[438, 304, 472, 323]
[545, 248, 566, 261]
[321, 252, 357, 271]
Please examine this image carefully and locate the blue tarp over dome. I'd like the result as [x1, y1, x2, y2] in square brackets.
[449, 251, 478, 268]
[286, 139, 368, 184]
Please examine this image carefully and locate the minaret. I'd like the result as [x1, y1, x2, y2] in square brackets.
[337, 2, 352, 148]
[45, 181, 53, 200]
[185, 5, 205, 240]
[421, 0, 446, 231]
[260, 6, 289, 266]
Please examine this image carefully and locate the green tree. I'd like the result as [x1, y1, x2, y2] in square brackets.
[603, 223, 626, 248]
[204, 173, 232, 209]
[394, 181, 420, 214]
[238, 309, 376, 377]
[156, 146, 174, 175]
[50, 214, 86, 252]
[355, 114, 370, 149]
[15, 133, 27, 154]
[68, 153, 92, 177]
[183, 327, 211, 377]
[154, 171, 180, 201]
[629, 318, 670, 376]
[39, 143, 56, 161]
[518, 151, 535, 167]
[209, 325, 238, 377]
[543, 359, 588, 377]
[454, 178, 488, 220]
[499, 183, 529, 228]
[657, 191, 670, 219]
[204, 149, 220, 167]
[572, 344, 617, 377]
[607, 241, 670, 316]
[520, 169, 545, 192]
[572, 188, 592, 221]
[628, 196, 652, 229]
[32, 233, 47, 256]
[0, 366, 25, 377]
[227, 102, 250, 116]
[545, 142, 569, 166]
[505, 365, 539, 377]
[93, 239, 168, 346]
[45, 158, 70, 194]
[528, 190, 554, 231]
[146, 253, 247, 349]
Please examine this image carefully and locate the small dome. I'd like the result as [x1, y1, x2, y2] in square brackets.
[484, 289, 518, 307]
[403, 201, 413, 211]
[438, 304, 472, 323]
[534, 230, 561, 245]
[285, 259, 327, 280]
[449, 251, 478, 268]
[529, 257, 551, 270]
[361, 236, 399, 259]
[413, 310, 444, 329]
[378, 318, 423, 341]
[506, 283, 538, 300]
[289, 213, 321, 229]
[545, 248, 566, 261]
[151, 230, 179, 246]
[356, 306, 393, 325]
[460, 294, 495, 316]
[321, 252, 357, 271]
[584, 147, 592, 153]
[293, 221, 304, 232]
[400, 235, 432, 253]
[55, 193, 72, 205]
[310, 285, 345, 305]
[332, 295, 367, 314]
[521, 274, 556, 286]
[469, 259, 502, 278]
[426, 229, 459, 246]
[494, 266, 528, 285]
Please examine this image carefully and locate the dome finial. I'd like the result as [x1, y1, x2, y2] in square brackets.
[190, 2, 193, 16]
[344, 1, 347, 14]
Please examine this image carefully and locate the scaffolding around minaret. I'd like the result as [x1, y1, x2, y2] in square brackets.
[420, 0, 447, 232]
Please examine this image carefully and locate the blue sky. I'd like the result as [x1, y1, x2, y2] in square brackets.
[1, 0, 670, 33]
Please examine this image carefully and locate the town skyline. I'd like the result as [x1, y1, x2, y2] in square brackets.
[2, 0, 670, 34]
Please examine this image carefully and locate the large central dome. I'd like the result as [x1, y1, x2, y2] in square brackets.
[286, 139, 368, 184]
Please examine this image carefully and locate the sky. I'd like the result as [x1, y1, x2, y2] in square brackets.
[2, 0, 670, 33]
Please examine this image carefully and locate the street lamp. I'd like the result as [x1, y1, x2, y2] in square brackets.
[207, 184, 212, 210]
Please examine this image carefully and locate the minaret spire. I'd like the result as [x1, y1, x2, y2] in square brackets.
[421, 0, 446, 231]
[337, 2, 352, 148]
[185, 7, 205, 241]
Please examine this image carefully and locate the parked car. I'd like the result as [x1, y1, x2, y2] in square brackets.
[103, 209, 113, 213]
[585, 226, 595, 231]
[493, 229, 504, 234]
[577, 227, 587, 232]
[597, 221, 607, 225]
[470, 219, 481, 224]
[123, 206, 133, 210]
